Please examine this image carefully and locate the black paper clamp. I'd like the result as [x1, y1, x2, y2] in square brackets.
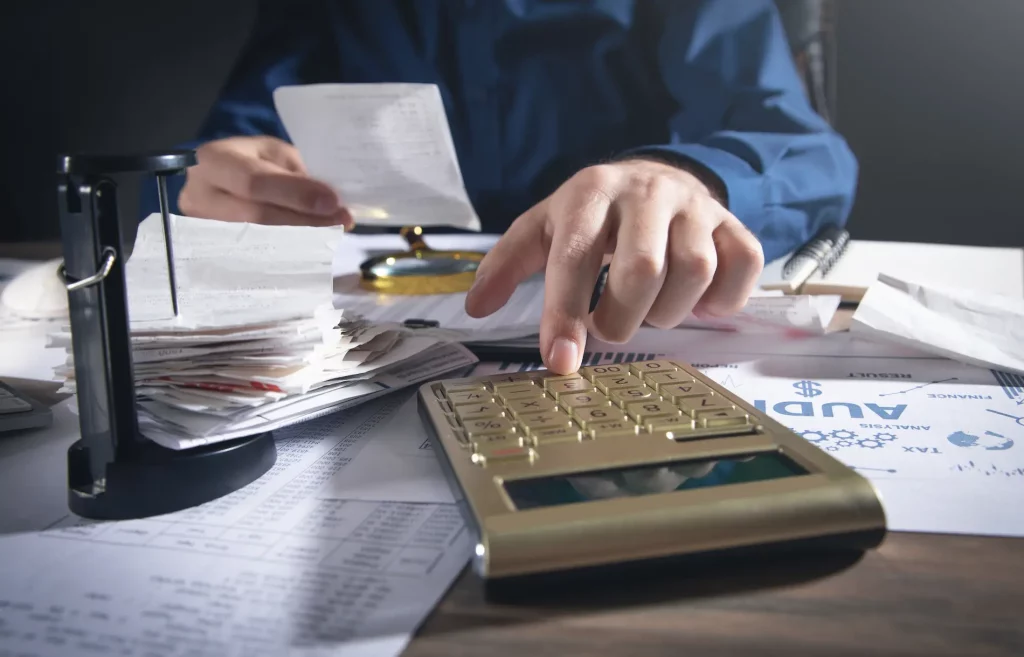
[56, 151, 277, 520]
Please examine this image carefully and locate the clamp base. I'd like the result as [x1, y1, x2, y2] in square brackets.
[68, 431, 276, 520]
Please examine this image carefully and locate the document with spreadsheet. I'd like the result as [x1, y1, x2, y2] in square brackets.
[0, 396, 472, 657]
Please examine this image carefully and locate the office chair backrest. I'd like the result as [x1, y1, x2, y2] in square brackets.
[775, 0, 837, 125]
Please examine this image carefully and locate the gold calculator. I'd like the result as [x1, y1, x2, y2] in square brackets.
[417, 359, 887, 580]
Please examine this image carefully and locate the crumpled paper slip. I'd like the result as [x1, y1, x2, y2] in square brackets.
[849, 273, 1024, 375]
[680, 292, 842, 335]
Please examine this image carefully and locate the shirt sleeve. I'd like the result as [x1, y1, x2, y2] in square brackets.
[139, 1, 332, 219]
[622, 0, 858, 263]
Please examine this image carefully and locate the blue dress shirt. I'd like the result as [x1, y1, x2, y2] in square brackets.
[143, 0, 857, 263]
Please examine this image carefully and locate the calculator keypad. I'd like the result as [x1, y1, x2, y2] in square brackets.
[432, 360, 757, 467]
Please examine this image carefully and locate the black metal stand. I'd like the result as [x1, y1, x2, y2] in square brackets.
[56, 152, 277, 521]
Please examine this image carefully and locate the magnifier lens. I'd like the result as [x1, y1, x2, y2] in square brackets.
[371, 255, 480, 277]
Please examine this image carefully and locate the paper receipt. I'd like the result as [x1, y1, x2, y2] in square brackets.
[273, 83, 482, 231]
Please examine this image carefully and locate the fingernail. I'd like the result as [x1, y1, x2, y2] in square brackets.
[464, 272, 487, 316]
[548, 337, 579, 374]
[468, 271, 485, 295]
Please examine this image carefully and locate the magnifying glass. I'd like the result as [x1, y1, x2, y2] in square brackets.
[358, 226, 485, 295]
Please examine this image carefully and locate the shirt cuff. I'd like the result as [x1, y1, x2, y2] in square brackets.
[619, 143, 766, 228]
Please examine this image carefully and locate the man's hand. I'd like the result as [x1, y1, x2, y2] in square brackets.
[464, 159, 764, 374]
[179, 136, 354, 228]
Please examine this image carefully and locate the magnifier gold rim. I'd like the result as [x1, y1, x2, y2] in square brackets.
[359, 246, 485, 295]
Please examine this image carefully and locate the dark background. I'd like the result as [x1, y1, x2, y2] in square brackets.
[2, 0, 1022, 247]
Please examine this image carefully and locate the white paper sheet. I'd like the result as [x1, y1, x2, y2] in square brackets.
[274, 83, 481, 231]
[323, 392, 455, 504]
[0, 397, 472, 657]
[333, 234, 542, 341]
[849, 273, 1024, 376]
[758, 241, 1024, 299]
[470, 328, 1024, 538]
[126, 213, 342, 331]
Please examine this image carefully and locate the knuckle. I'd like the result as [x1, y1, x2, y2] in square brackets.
[673, 248, 715, 284]
[639, 173, 673, 201]
[619, 250, 663, 284]
[729, 229, 765, 269]
[573, 164, 619, 192]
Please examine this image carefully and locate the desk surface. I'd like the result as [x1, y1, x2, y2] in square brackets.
[3, 243, 1023, 656]
[407, 532, 1023, 656]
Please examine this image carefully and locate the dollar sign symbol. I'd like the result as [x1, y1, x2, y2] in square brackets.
[793, 380, 822, 398]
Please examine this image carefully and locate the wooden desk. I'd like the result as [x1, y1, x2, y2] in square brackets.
[407, 532, 1024, 656]
[5, 242, 1021, 656]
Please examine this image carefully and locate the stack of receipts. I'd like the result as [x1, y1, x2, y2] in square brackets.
[50, 213, 476, 450]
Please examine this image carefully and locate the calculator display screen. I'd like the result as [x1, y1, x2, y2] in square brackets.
[503, 452, 806, 511]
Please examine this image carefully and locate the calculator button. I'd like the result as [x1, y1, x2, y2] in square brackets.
[471, 446, 536, 466]
[698, 408, 750, 428]
[455, 403, 506, 421]
[0, 397, 31, 414]
[442, 381, 487, 394]
[625, 400, 680, 424]
[499, 389, 546, 403]
[659, 381, 713, 402]
[488, 374, 539, 389]
[587, 419, 640, 439]
[646, 414, 696, 435]
[531, 425, 584, 444]
[517, 410, 574, 433]
[496, 384, 544, 403]
[471, 432, 525, 451]
[607, 386, 657, 407]
[579, 364, 630, 380]
[679, 396, 734, 417]
[594, 374, 644, 394]
[629, 360, 680, 376]
[643, 370, 695, 390]
[447, 390, 494, 406]
[544, 376, 593, 397]
[463, 416, 517, 439]
[572, 406, 624, 429]
[506, 397, 558, 418]
[559, 391, 610, 412]
[0, 388, 13, 398]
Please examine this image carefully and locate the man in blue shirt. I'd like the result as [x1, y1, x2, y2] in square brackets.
[158, 0, 857, 374]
